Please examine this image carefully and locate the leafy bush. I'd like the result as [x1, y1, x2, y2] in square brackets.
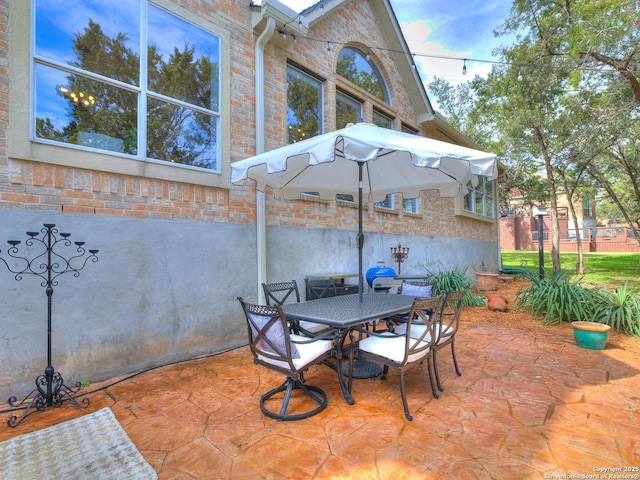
[591, 282, 640, 337]
[427, 267, 485, 307]
[514, 271, 596, 325]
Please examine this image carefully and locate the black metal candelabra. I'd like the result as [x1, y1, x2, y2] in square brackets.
[0, 224, 99, 427]
[390, 243, 409, 274]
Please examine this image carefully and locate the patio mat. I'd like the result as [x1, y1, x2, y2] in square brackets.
[0, 408, 157, 480]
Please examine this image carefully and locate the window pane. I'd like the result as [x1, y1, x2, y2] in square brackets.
[287, 66, 322, 144]
[336, 47, 387, 102]
[35, 64, 137, 154]
[373, 110, 392, 129]
[484, 178, 494, 196]
[375, 194, 394, 209]
[486, 196, 494, 217]
[403, 198, 419, 213]
[336, 91, 361, 129]
[147, 97, 218, 169]
[475, 190, 483, 214]
[148, 4, 219, 111]
[35, 0, 141, 86]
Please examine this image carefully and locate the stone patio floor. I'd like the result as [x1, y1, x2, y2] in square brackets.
[1, 323, 639, 479]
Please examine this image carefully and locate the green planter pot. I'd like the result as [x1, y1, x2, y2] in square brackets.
[571, 321, 611, 350]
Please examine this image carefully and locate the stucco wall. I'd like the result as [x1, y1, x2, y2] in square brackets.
[0, 210, 255, 401]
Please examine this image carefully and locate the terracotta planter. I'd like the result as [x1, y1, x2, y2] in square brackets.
[475, 272, 499, 291]
[571, 321, 611, 350]
[487, 294, 508, 312]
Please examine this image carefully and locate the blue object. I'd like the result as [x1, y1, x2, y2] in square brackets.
[572, 322, 610, 350]
[366, 264, 396, 287]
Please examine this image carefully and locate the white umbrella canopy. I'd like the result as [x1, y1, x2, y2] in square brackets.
[231, 122, 498, 301]
[231, 123, 498, 201]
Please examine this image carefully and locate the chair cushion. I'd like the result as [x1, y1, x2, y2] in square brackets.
[299, 320, 329, 334]
[401, 283, 432, 297]
[259, 334, 332, 370]
[249, 312, 299, 359]
[359, 333, 430, 364]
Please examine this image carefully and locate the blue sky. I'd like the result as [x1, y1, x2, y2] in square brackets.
[262, 0, 513, 87]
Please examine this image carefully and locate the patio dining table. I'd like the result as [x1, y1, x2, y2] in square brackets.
[282, 292, 415, 404]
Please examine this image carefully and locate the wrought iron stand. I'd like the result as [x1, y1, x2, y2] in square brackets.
[390, 243, 409, 274]
[0, 224, 99, 427]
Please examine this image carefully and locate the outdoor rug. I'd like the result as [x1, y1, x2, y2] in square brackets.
[0, 408, 157, 480]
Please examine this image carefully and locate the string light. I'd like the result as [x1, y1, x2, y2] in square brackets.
[280, 31, 603, 75]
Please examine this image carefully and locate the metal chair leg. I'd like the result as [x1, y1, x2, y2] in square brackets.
[260, 378, 327, 421]
[451, 341, 462, 376]
[426, 355, 439, 399]
[398, 372, 413, 421]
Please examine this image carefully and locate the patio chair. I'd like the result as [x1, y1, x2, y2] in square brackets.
[262, 280, 300, 306]
[394, 289, 466, 396]
[432, 289, 466, 392]
[385, 280, 436, 331]
[263, 280, 329, 337]
[305, 278, 337, 300]
[237, 297, 334, 421]
[353, 294, 444, 421]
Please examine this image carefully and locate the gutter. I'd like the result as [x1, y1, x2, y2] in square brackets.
[255, 17, 276, 303]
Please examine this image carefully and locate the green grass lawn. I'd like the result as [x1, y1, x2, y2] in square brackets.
[501, 250, 640, 290]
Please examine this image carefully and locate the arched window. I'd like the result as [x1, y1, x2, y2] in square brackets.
[336, 46, 388, 103]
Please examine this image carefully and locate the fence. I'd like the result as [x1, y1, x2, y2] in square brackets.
[500, 215, 640, 253]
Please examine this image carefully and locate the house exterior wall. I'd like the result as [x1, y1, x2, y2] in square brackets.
[0, 0, 498, 402]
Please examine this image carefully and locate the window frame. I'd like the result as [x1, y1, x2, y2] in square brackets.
[456, 176, 496, 223]
[335, 89, 363, 129]
[286, 62, 324, 144]
[9, 0, 231, 188]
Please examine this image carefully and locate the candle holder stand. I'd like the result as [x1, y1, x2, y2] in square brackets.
[0, 224, 99, 427]
[390, 243, 409, 275]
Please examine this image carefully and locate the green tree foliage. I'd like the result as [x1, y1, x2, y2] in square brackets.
[429, 0, 640, 271]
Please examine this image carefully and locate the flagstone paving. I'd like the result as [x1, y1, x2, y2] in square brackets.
[1, 324, 639, 479]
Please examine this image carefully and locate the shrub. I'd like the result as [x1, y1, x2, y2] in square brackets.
[514, 271, 596, 325]
[427, 266, 485, 307]
[591, 282, 640, 337]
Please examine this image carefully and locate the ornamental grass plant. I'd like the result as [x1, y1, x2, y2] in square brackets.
[591, 282, 640, 337]
[427, 267, 486, 307]
[515, 272, 640, 337]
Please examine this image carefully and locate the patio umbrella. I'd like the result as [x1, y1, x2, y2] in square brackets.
[231, 122, 498, 302]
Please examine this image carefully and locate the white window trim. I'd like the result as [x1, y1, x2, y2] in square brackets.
[10, 0, 231, 188]
[455, 179, 496, 223]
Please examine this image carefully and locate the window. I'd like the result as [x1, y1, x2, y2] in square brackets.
[375, 195, 394, 210]
[336, 46, 388, 102]
[463, 177, 495, 218]
[33, 0, 221, 171]
[336, 91, 362, 129]
[287, 65, 323, 144]
[403, 198, 419, 214]
[373, 110, 393, 129]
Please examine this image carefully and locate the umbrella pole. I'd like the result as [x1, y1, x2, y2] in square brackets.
[358, 162, 364, 303]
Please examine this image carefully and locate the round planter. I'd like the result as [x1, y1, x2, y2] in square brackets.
[571, 321, 611, 350]
[475, 272, 499, 291]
